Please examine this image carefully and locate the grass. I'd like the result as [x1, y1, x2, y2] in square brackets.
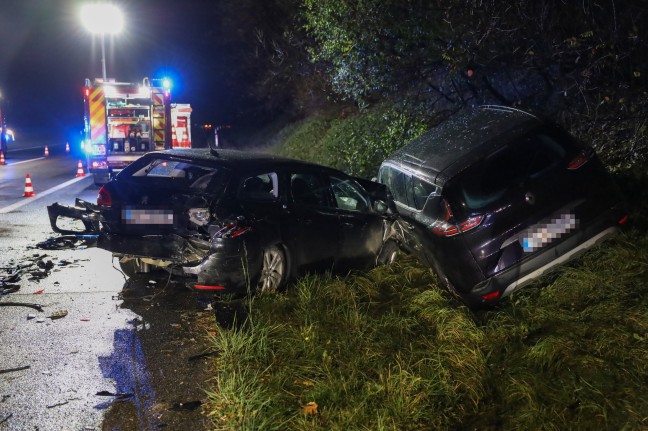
[204, 104, 648, 429]
[204, 227, 648, 430]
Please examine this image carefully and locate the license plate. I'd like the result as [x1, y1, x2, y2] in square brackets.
[521, 213, 577, 252]
[122, 208, 174, 225]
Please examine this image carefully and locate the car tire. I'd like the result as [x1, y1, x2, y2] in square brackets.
[257, 245, 286, 293]
[376, 239, 399, 265]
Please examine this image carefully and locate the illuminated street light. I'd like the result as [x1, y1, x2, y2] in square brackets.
[80, 3, 124, 81]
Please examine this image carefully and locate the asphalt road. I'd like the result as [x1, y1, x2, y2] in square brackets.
[0, 138, 215, 430]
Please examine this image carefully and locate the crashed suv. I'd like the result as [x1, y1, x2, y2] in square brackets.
[48, 148, 392, 293]
[378, 106, 627, 308]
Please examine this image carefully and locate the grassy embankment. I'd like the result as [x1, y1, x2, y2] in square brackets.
[205, 108, 648, 430]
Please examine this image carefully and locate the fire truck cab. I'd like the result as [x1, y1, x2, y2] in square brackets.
[83, 77, 183, 185]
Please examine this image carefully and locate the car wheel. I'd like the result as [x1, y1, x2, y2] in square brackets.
[376, 239, 399, 265]
[257, 245, 286, 293]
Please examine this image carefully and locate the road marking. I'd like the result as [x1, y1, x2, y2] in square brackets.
[0, 175, 91, 214]
[5, 157, 46, 166]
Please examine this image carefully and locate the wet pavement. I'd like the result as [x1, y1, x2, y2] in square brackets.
[0, 186, 217, 431]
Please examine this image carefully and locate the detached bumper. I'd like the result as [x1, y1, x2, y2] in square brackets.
[47, 199, 102, 235]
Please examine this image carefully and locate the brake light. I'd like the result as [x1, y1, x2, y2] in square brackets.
[567, 150, 591, 169]
[618, 215, 629, 225]
[431, 199, 484, 236]
[195, 285, 226, 291]
[481, 290, 500, 301]
[97, 186, 112, 206]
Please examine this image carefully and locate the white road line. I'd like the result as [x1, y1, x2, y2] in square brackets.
[5, 157, 46, 166]
[0, 175, 91, 214]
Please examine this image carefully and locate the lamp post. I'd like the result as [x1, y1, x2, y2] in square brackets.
[80, 3, 124, 81]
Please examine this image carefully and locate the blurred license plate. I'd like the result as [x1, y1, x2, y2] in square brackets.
[122, 208, 174, 225]
[521, 213, 577, 253]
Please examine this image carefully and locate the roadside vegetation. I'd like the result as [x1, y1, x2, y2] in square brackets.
[206, 228, 648, 430]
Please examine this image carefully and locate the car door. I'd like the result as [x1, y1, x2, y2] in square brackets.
[284, 170, 341, 273]
[329, 174, 385, 270]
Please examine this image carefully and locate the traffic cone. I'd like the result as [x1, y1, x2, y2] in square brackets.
[0, 151, 5, 165]
[75, 160, 85, 177]
[23, 174, 35, 197]
[65, 142, 70, 152]
[44, 146, 49, 157]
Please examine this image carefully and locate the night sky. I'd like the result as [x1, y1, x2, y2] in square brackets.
[0, 0, 224, 141]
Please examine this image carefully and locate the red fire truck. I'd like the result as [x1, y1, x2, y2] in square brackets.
[83, 77, 191, 185]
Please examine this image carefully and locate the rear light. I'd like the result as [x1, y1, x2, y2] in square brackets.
[618, 214, 629, 225]
[97, 186, 112, 206]
[195, 285, 226, 291]
[567, 150, 591, 169]
[431, 199, 484, 236]
[481, 290, 501, 301]
[214, 223, 251, 239]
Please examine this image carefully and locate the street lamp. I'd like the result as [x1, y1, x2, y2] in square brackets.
[80, 3, 124, 81]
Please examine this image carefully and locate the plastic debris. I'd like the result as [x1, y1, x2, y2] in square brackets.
[46, 401, 69, 409]
[0, 413, 13, 425]
[0, 365, 30, 375]
[0, 302, 44, 312]
[32, 289, 44, 295]
[27, 314, 36, 320]
[96, 390, 133, 399]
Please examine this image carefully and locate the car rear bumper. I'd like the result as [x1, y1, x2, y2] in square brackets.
[465, 210, 625, 307]
[100, 233, 261, 293]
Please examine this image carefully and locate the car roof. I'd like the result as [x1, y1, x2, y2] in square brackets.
[147, 147, 342, 174]
[383, 106, 543, 186]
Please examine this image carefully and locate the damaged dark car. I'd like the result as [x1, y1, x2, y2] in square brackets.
[378, 106, 627, 308]
[48, 149, 393, 293]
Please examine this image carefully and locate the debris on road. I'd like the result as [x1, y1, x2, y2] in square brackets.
[48, 310, 68, 320]
[36, 235, 98, 250]
[0, 365, 30, 375]
[0, 302, 44, 312]
[187, 350, 220, 361]
[46, 400, 69, 409]
[32, 289, 44, 294]
[0, 286, 19, 295]
[96, 390, 134, 400]
[0, 413, 13, 425]
[169, 400, 202, 411]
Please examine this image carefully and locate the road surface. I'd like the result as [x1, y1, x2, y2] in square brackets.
[0, 137, 215, 430]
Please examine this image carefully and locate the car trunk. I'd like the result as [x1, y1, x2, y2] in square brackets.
[445, 127, 616, 278]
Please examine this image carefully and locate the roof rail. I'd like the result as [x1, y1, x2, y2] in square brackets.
[479, 105, 537, 118]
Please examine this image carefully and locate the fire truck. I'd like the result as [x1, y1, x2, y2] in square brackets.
[83, 77, 191, 185]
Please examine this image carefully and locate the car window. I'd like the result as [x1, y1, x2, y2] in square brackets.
[239, 172, 279, 201]
[290, 172, 331, 208]
[330, 175, 370, 212]
[124, 157, 223, 192]
[379, 165, 410, 208]
[410, 176, 438, 211]
[455, 131, 569, 210]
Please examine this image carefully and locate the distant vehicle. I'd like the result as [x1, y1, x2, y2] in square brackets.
[82, 77, 192, 186]
[378, 106, 627, 308]
[48, 148, 393, 293]
[171, 103, 192, 149]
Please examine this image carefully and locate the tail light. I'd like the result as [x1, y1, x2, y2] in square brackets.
[481, 290, 500, 301]
[567, 149, 591, 170]
[97, 186, 112, 206]
[431, 199, 484, 237]
[214, 223, 251, 239]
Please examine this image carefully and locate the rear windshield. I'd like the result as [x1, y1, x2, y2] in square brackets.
[445, 128, 573, 217]
[119, 156, 228, 193]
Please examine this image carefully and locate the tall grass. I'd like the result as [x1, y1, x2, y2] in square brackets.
[206, 231, 648, 430]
